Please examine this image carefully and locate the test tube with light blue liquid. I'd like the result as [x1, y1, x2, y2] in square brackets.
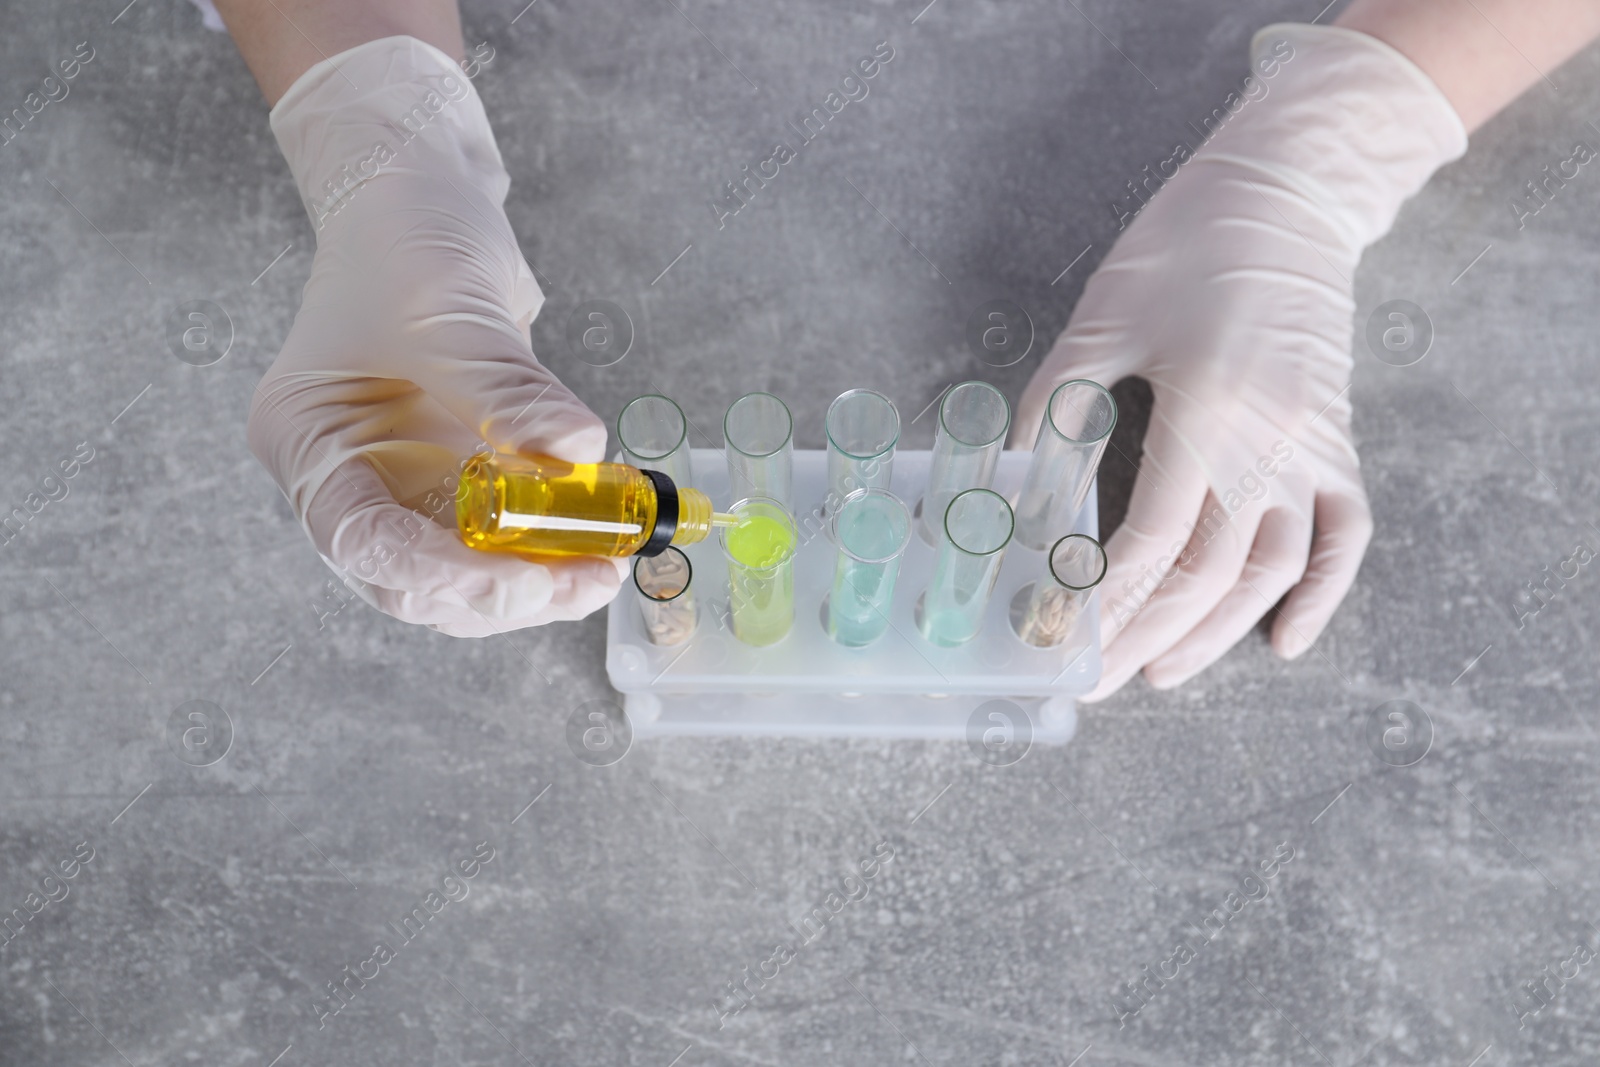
[918, 381, 1010, 546]
[918, 488, 1014, 647]
[824, 389, 899, 517]
[827, 488, 912, 648]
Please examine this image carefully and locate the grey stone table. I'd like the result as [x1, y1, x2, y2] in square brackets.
[3, 0, 1598, 1064]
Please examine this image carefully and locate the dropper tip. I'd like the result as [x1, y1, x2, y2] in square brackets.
[711, 512, 739, 528]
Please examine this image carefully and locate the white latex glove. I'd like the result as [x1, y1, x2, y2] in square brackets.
[1015, 24, 1466, 699]
[185, 0, 225, 33]
[248, 36, 626, 637]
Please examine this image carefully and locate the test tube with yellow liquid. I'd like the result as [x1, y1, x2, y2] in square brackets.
[719, 497, 798, 647]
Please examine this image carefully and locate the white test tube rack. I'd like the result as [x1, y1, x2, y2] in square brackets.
[604, 448, 1100, 743]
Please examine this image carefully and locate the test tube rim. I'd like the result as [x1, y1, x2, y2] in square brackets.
[825, 389, 901, 461]
[724, 392, 794, 459]
[943, 487, 1015, 557]
[832, 487, 912, 565]
[633, 545, 693, 603]
[938, 380, 1011, 448]
[1042, 378, 1117, 445]
[617, 393, 689, 462]
[718, 495, 799, 573]
[1046, 533, 1108, 591]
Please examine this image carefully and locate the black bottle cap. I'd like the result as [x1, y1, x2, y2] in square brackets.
[637, 469, 678, 557]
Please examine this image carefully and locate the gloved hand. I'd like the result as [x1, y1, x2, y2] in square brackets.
[249, 36, 626, 637]
[1015, 24, 1466, 698]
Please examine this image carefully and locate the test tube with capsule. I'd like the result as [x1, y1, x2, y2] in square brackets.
[1011, 533, 1106, 649]
[618, 394, 694, 490]
[634, 547, 697, 646]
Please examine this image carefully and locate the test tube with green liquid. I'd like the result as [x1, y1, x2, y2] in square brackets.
[720, 497, 798, 646]
[828, 488, 912, 648]
[725, 393, 794, 508]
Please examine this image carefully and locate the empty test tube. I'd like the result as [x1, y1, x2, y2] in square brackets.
[918, 381, 1010, 545]
[1013, 380, 1116, 551]
[1012, 534, 1105, 649]
[824, 389, 899, 515]
[720, 497, 798, 647]
[634, 547, 697, 646]
[618, 394, 694, 490]
[918, 488, 1014, 648]
[724, 392, 794, 507]
[827, 488, 912, 648]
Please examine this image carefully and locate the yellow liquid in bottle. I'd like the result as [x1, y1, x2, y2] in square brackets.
[458, 453, 654, 558]
[457, 453, 724, 560]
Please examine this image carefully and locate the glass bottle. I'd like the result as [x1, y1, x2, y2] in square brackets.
[457, 452, 731, 559]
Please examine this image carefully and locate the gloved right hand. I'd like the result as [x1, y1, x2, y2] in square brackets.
[1014, 24, 1466, 696]
[248, 36, 626, 637]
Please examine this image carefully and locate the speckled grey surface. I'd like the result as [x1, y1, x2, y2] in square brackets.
[3, 0, 1600, 1064]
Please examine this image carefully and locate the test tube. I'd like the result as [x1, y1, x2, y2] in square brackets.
[618, 394, 693, 490]
[1011, 534, 1105, 649]
[724, 392, 794, 507]
[720, 497, 798, 647]
[634, 547, 697, 646]
[1013, 380, 1116, 551]
[918, 488, 1014, 647]
[827, 488, 912, 648]
[824, 389, 899, 515]
[918, 381, 1010, 546]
